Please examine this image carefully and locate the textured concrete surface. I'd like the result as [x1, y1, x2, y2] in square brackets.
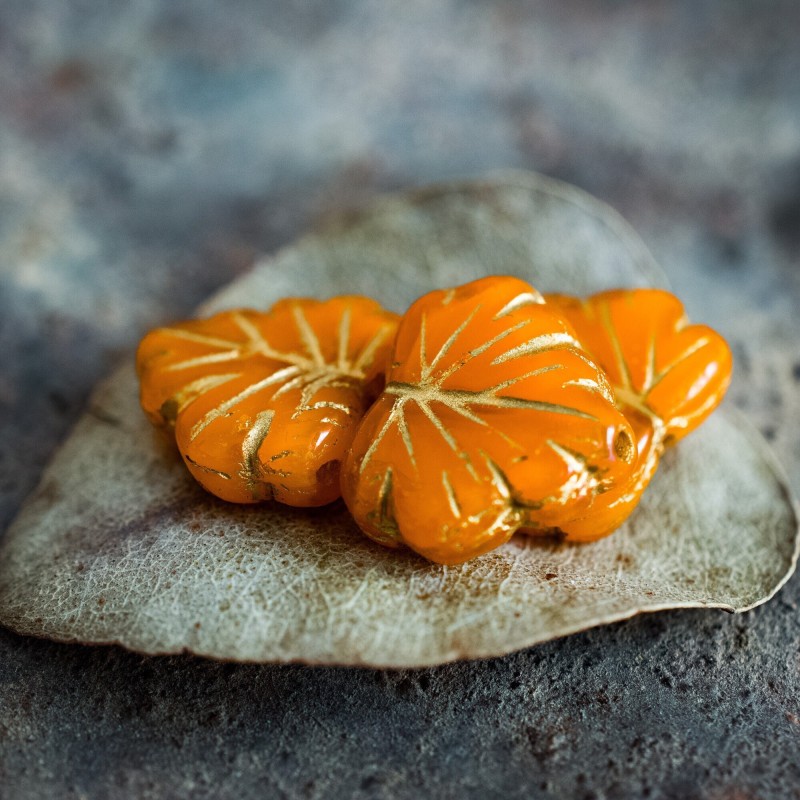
[1, 1, 799, 797]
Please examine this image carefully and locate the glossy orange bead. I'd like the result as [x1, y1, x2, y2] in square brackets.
[341, 276, 639, 565]
[538, 289, 733, 540]
[137, 297, 399, 506]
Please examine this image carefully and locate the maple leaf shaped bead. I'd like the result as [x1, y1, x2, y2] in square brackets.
[341, 276, 639, 565]
[136, 297, 399, 507]
[537, 289, 733, 540]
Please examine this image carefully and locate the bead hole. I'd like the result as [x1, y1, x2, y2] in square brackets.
[316, 459, 341, 488]
[614, 428, 635, 463]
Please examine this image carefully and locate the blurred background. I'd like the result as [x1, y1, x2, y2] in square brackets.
[1, 2, 799, 798]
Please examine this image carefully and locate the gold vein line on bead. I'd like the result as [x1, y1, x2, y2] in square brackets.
[487, 364, 564, 394]
[240, 410, 276, 490]
[184, 455, 232, 480]
[337, 306, 352, 371]
[353, 325, 392, 374]
[441, 471, 462, 518]
[416, 400, 479, 480]
[376, 466, 399, 538]
[598, 300, 633, 391]
[297, 372, 352, 408]
[386, 382, 599, 421]
[292, 304, 325, 366]
[419, 312, 429, 375]
[231, 311, 271, 353]
[424, 303, 481, 380]
[416, 399, 460, 455]
[646, 336, 711, 396]
[189, 365, 300, 441]
[319, 416, 346, 428]
[466, 319, 533, 362]
[396, 407, 416, 465]
[293, 400, 356, 419]
[482, 455, 513, 500]
[435, 319, 533, 386]
[165, 350, 243, 372]
[643, 331, 657, 393]
[445, 401, 489, 426]
[158, 328, 242, 350]
[493, 291, 545, 319]
[162, 372, 242, 422]
[359, 400, 406, 473]
[490, 332, 583, 365]
[547, 439, 590, 474]
[562, 376, 612, 401]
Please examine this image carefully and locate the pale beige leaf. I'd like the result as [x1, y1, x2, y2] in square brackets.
[0, 172, 797, 666]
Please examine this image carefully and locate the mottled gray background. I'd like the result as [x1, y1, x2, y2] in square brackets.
[1, 2, 799, 798]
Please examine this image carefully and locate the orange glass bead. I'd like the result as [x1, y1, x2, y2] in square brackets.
[137, 297, 399, 507]
[538, 289, 733, 540]
[341, 276, 639, 565]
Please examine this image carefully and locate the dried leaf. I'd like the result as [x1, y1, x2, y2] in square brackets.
[0, 172, 797, 666]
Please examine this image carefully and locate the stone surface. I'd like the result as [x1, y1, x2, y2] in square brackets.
[1, 1, 799, 797]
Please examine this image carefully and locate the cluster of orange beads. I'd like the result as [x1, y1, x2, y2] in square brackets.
[137, 277, 732, 565]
